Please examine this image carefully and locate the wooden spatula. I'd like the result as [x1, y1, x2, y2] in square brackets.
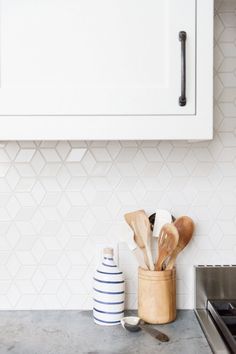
[155, 223, 179, 271]
[165, 216, 194, 270]
[124, 210, 154, 270]
[120, 223, 148, 270]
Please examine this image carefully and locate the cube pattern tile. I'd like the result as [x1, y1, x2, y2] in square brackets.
[0, 0, 235, 310]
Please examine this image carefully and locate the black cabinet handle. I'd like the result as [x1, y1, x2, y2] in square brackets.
[179, 31, 187, 106]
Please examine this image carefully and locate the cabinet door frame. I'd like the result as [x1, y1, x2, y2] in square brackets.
[0, 0, 213, 140]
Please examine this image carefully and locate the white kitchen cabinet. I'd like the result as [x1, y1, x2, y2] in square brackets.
[0, 0, 213, 140]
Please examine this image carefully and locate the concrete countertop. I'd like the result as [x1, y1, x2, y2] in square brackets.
[0, 310, 211, 354]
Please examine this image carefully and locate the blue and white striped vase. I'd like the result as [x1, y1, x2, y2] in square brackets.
[93, 248, 125, 326]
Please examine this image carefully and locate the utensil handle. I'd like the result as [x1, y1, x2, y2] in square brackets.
[165, 254, 177, 270]
[179, 31, 187, 106]
[145, 245, 154, 271]
[155, 257, 163, 271]
[132, 248, 148, 270]
[155, 245, 165, 271]
[140, 324, 169, 342]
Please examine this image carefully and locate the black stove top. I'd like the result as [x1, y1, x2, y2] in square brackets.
[207, 299, 236, 353]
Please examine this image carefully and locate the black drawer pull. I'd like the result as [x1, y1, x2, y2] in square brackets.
[179, 31, 187, 106]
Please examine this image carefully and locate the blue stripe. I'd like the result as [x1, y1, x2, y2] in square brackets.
[93, 288, 124, 295]
[93, 308, 124, 315]
[93, 277, 124, 284]
[102, 263, 117, 268]
[97, 270, 122, 275]
[104, 257, 113, 260]
[93, 316, 121, 324]
[93, 298, 124, 305]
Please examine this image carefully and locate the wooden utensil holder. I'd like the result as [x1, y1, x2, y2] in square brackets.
[138, 267, 176, 324]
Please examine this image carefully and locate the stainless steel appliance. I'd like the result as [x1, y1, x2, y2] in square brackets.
[195, 265, 236, 354]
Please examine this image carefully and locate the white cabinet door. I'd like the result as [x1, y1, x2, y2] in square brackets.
[0, 0, 195, 116]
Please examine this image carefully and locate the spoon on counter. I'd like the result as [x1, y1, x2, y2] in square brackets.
[165, 216, 194, 270]
[155, 223, 179, 271]
[121, 316, 169, 342]
[125, 210, 154, 270]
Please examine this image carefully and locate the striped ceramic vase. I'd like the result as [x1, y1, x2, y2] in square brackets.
[93, 248, 125, 326]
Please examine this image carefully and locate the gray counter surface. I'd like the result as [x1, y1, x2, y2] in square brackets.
[0, 310, 212, 354]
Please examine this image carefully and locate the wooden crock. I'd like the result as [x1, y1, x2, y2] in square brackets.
[138, 267, 176, 324]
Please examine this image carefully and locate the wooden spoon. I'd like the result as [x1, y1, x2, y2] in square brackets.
[155, 223, 179, 271]
[165, 216, 194, 270]
[124, 210, 154, 270]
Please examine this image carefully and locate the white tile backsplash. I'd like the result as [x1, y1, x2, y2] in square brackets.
[0, 1, 235, 310]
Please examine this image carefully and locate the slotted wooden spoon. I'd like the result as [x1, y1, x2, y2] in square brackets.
[155, 223, 179, 271]
[124, 210, 154, 270]
[165, 216, 194, 270]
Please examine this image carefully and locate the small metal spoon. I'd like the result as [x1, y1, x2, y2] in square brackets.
[124, 319, 169, 342]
